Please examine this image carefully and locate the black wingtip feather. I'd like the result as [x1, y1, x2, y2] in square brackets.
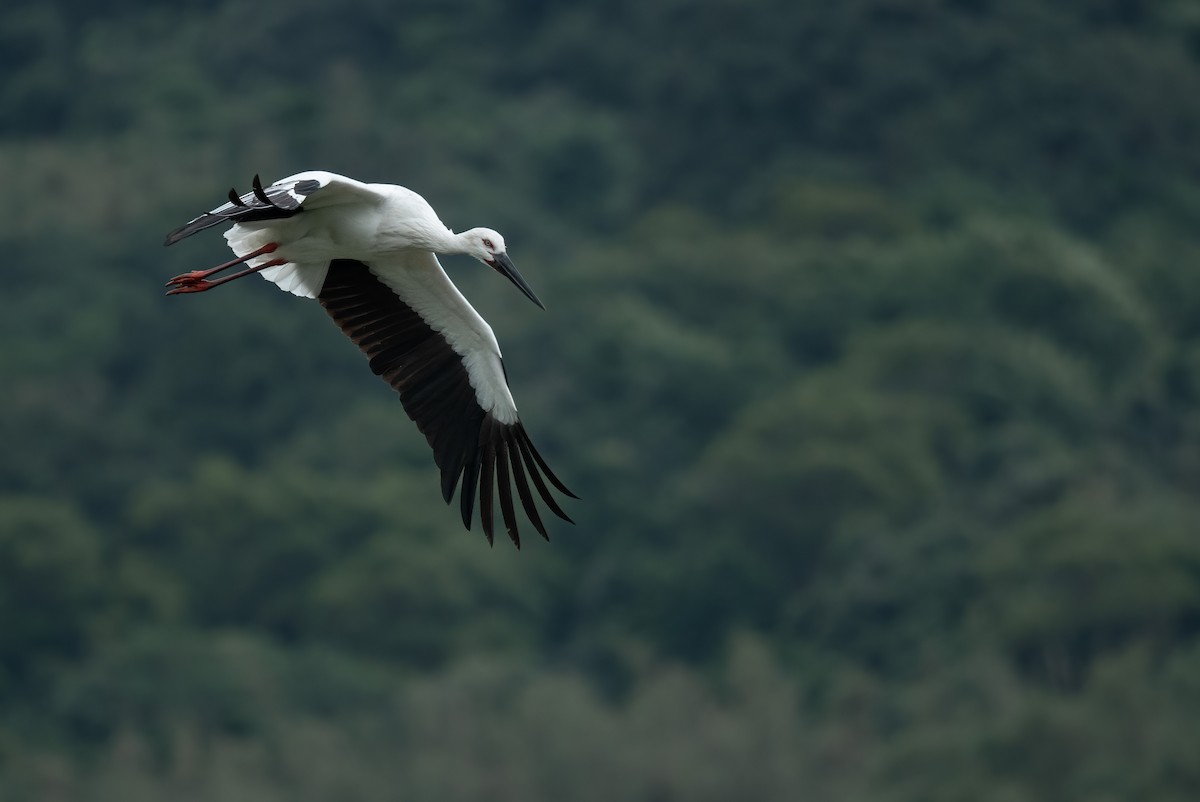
[436, 388, 478, 504]
[460, 442, 480, 531]
[506, 428, 548, 540]
[440, 470, 457, 505]
[251, 174, 272, 205]
[512, 427, 575, 525]
[479, 419, 497, 545]
[437, 427, 466, 503]
[434, 390, 475, 504]
[494, 435, 519, 547]
[515, 424, 579, 500]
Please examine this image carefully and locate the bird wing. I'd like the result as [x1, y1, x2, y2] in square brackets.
[317, 256, 576, 547]
[164, 171, 385, 246]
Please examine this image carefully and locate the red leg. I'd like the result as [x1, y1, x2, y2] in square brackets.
[165, 242, 279, 288]
[166, 257, 287, 295]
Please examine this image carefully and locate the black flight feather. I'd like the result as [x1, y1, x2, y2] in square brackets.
[315, 260, 572, 543]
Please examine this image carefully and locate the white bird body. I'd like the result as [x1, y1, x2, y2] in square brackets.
[223, 171, 463, 295]
[164, 170, 575, 545]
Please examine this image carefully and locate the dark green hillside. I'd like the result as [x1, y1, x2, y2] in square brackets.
[1, 1, 1198, 798]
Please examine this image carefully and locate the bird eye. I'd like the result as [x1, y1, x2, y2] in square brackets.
[482, 238, 494, 250]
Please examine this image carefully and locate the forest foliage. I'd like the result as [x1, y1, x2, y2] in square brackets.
[2, 0, 1200, 799]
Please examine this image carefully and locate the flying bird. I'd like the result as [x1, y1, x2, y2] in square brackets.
[163, 170, 576, 547]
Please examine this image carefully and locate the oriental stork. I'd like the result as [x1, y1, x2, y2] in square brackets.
[163, 170, 576, 547]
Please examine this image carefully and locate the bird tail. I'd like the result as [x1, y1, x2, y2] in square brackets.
[223, 224, 328, 299]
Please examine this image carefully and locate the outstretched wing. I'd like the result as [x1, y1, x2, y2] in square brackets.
[163, 171, 383, 246]
[317, 256, 576, 547]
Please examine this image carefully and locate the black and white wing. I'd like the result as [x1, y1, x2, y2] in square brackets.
[163, 171, 382, 246]
[317, 256, 576, 547]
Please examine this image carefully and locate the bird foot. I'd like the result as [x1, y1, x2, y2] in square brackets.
[164, 273, 216, 292]
[164, 248, 285, 297]
[165, 282, 214, 294]
[165, 270, 212, 287]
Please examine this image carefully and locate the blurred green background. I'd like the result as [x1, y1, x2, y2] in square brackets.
[3, 1, 1200, 799]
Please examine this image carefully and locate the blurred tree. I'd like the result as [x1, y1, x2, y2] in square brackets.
[0, 0, 1198, 799]
[0, 498, 105, 694]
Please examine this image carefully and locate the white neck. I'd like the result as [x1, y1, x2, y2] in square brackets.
[423, 226, 475, 256]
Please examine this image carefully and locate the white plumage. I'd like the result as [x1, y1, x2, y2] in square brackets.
[164, 170, 576, 546]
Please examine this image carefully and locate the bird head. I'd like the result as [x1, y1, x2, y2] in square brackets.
[464, 227, 507, 262]
[463, 227, 545, 310]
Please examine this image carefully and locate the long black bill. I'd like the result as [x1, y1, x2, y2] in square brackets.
[489, 253, 545, 310]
